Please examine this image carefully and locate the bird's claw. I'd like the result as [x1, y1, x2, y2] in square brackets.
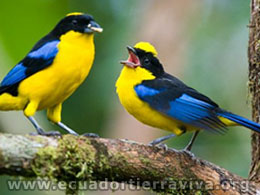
[158, 143, 168, 151]
[148, 140, 160, 146]
[30, 130, 62, 137]
[148, 142, 168, 150]
[29, 132, 39, 136]
[81, 133, 99, 138]
[44, 131, 62, 136]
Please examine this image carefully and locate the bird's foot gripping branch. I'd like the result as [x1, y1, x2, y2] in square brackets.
[0, 133, 259, 194]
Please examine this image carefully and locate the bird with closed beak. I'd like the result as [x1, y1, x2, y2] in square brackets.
[0, 12, 103, 136]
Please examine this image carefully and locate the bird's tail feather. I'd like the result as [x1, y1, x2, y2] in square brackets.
[218, 111, 260, 133]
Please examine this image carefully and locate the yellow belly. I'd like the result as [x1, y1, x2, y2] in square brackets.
[0, 31, 95, 111]
[116, 66, 192, 135]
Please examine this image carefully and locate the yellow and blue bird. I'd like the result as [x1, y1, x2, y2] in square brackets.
[116, 42, 260, 150]
[0, 12, 103, 136]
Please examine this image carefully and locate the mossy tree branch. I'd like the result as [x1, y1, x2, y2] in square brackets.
[0, 133, 259, 194]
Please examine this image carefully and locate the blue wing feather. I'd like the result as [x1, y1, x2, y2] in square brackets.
[1, 40, 59, 87]
[1, 63, 26, 86]
[135, 83, 226, 131]
[134, 85, 162, 96]
[167, 94, 225, 130]
[28, 40, 59, 59]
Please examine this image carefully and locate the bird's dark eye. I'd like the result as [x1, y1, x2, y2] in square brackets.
[144, 58, 150, 65]
[72, 20, 77, 25]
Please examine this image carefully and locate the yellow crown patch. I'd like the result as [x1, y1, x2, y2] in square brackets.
[134, 42, 158, 56]
[66, 12, 84, 16]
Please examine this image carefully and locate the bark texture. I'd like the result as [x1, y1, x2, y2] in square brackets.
[249, 0, 260, 182]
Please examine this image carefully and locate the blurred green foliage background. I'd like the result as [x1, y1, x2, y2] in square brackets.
[0, 0, 252, 194]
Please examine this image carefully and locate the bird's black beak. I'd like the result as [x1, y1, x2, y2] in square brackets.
[120, 46, 141, 68]
[84, 20, 103, 33]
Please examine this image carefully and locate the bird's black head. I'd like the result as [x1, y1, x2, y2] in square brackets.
[51, 12, 103, 37]
[120, 42, 164, 77]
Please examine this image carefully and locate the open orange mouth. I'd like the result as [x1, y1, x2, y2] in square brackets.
[120, 46, 141, 68]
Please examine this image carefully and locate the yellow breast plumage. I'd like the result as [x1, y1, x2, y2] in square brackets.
[116, 66, 184, 136]
[19, 31, 95, 110]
